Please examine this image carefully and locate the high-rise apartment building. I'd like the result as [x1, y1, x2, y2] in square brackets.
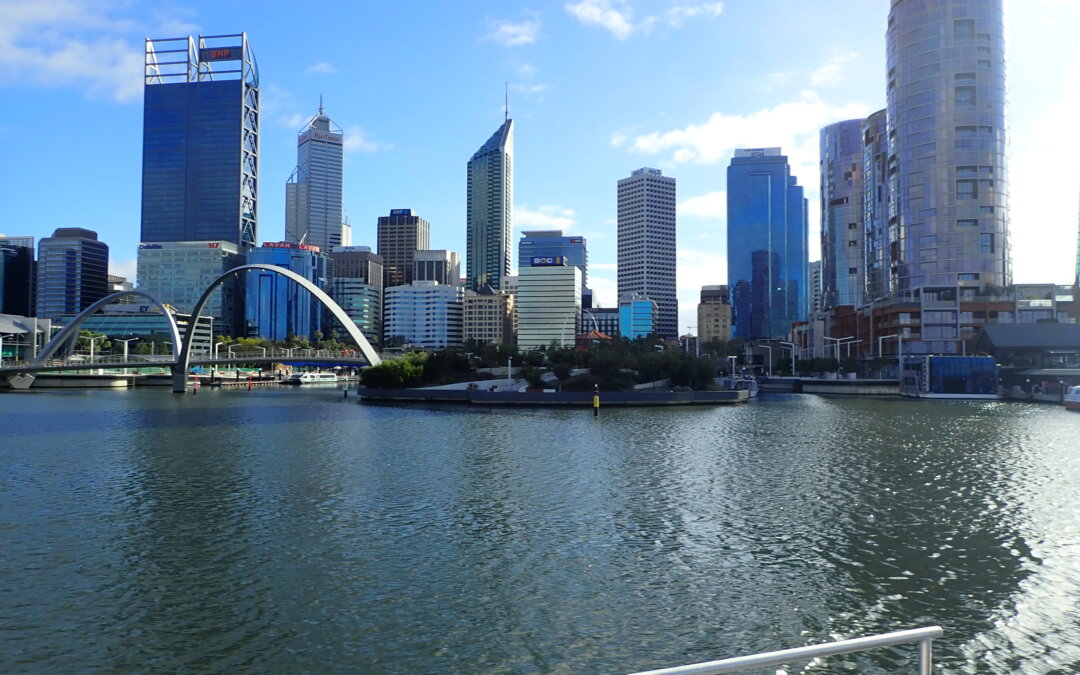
[697, 285, 731, 343]
[414, 250, 461, 286]
[142, 34, 259, 248]
[821, 119, 867, 310]
[727, 149, 808, 340]
[809, 260, 823, 316]
[36, 228, 109, 320]
[862, 109, 891, 301]
[617, 168, 677, 338]
[886, 0, 1010, 294]
[467, 119, 513, 292]
[0, 237, 34, 316]
[137, 241, 243, 337]
[377, 209, 430, 288]
[285, 105, 345, 250]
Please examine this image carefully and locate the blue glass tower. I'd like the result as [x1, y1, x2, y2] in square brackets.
[244, 243, 327, 341]
[141, 34, 259, 248]
[727, 148, 808, 340]
[467, 119, 513, 292]
[517, 230, 587, 295]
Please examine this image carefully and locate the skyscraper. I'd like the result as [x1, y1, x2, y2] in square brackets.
[862, 109, 890, 301]
[286, 105, 345, 250]
[467, 119, 513, 292]
[328, 246, 383, 346]
[616, 168, 677, 338]
[36, 228, 109, 320]
[413, 250, 461, 286]
[820, 119, 867, 310]
[517, 230, 588, 297]
[244, 242, 328, 341]
[0, 237, 34, 316]
[727, 149, 808, 340]
[377, 209, 430, 288]
[886, 0, 1010, 294]
[137, 241, 243, 337]
[141, 34, 259, 248]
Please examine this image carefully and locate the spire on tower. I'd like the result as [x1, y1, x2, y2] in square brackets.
[319, 93, 324, 115]
[504, 82, 508, 122]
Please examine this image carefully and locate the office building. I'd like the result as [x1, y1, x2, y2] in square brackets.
[383, 281, 464, 349]
[619, 293, 657, 340]
[142, 34, 259, 248]
[727, 148, 809, 340]
[697, 285, 732, 343]
[36, 228, 108, 320]
[60, 304, 214, 355]
[518, 230, 587, 296]
[244, 242, 328, 341]
[581, 307, 619, 337]
[463, 286, 514, 345]
[414, 250, 461, 286]
[820, 119, 867, 310]
[137, 240, 243, 337]
[467, 119, 513, 292]
[327, 246, 383, 345]
[377, 209, 430, 288]
[517, 257, 581, 350]
[285, 104, 346, 250]
[886, 0, 1010, 294]
[617, 167, 677, 338]
[862, 109, 890, 301]
[0, 237, 34, 316]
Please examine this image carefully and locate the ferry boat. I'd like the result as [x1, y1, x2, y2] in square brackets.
[285, 372, 340, 385]
[1064, 385, 1080, 411]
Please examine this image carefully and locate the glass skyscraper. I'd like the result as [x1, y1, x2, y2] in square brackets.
[467, 119, 513, 292]
[862, 109, 891, 302]
[726, 148, 808, 340]
[820, 119, 867, 310]
[517, 230, 587, 295]
[244, 243, 328, 341]
[285, 105, 345, 250]
[36, 228, 109, 320]
[141, 34, 259, 248]
[886, 0, 1010, 294]
[617, 168, 677, 339]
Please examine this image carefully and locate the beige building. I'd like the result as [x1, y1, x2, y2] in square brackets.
[697, 285, 732, 342]
[463, 286, 515, 345]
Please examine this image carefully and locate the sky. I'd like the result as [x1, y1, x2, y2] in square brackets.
[2, 0, 1078, 333]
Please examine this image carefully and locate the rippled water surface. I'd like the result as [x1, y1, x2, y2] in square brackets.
[3, 388, 1080, 673]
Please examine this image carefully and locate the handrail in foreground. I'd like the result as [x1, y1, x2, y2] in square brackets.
[628, 626, 943, 675]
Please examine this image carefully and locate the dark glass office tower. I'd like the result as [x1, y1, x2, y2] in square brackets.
[727, 148, 808, 340]
[886, 0, 1010, 295]
[141, 34, 259, 248]
[820, 119, 867, 310]
[467, 119, 513, 292]
[517, 230, 588, 295]
[0, 238, 34, 316]
[36, 228, 109, 320]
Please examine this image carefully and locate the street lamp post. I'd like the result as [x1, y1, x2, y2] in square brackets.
[87, 335, 105, 362]
[779, 341, 797, 376]
[116, 337, 139, 373]
[878, 333, 903, 380]
[761, 344, 772, 377]
[822, 335, 854, 361]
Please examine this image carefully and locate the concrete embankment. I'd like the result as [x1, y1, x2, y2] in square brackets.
[761, 377, 900, 396]
[359, 388, 749, 406]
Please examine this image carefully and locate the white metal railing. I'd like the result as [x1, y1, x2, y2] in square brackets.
[628, 626, 943, 675]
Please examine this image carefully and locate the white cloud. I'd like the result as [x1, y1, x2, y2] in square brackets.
[305, 61, 337, 75]
[515, 61, 538, 76]
[565, 0, 722, 40]
[279, 112, 309, 129]
[485, 16, 541, 46]
[586, 274, 618, 308]
[109, 258, 137, 281]
[510, 83, 549, 96]
[343, 125, 391, 153]
[679, 190, 726, 221]
[677, 249, 727, 294]
[516, 205, 576, 231]
[810, 50, 859, 87]
[591, 262, 618, 271]
[0, 0, 144, 102]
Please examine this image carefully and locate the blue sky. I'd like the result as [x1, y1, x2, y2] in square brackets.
[2, 0, 1078, 332]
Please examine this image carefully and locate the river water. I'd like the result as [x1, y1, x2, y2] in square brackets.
[2, 387, 1079, 673]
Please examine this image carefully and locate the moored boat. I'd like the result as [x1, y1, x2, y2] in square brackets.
[285, 372, 340, 384]
[1064, 385, 1080, 411]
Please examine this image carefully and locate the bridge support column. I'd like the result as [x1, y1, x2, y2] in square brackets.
[171, 365, 187, 393]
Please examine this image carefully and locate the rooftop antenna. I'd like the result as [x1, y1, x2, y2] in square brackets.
[319, 93, 324, 115]
[504, 82, 508, 122]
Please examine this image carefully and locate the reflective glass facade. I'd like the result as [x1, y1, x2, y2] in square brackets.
[862, 109, 891, 301]
[619, 294, 657, 339]
[727, 149, 808, 340]
[886, 0, 1010, 294]
[244, 245, 328, 341]
[517, 230, 588, 295]
[36, 228, 109, 320]
[467, 120, 513, 292]
[136, 241, 242, 337]
[0, 240, 34, 316]
[820, 119, 866, 310]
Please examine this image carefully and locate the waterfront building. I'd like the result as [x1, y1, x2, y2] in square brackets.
[383, 280, 464, 349]
[862, 109, 891, 301]
[517, 257, 581, 350]
[619, 293, 657, 340]
[809, 261, 824, 315]
[327, 246, 383, 345]
[414, 250, 461, 286]
[285, 104, 346, 250]
[36, 228, 108, 321]
[141, 34, 259, 248]
[517, 230, 588, 297]
[727, 148, 809, 340]
[886, 0, 1010, 294]
[59, 304, 213, 355]
[377, 209, 430, 288]
[581, 307, 620, 338]
[697, 285, 732, 342]
[617, 167, 677, 338]
[821, 119, 867, 310]
[137, 240, 243, 337]
[244, 242, 328, 341]
[463, 286, 514, 345]
[0, 314, 51, 361]
[0, 237, 34, 316]
[467, 119, 513, 292]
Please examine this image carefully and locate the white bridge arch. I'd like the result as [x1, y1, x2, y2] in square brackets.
[37, 290, 183, 362]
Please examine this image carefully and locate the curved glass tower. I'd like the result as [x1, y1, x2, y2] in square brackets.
[820, 119, 867, 310]
[886, 0, 1010, 295]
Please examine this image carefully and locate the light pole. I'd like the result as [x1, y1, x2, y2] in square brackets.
[823, 335, 854, 361]
[214, 340, 224, 360]
[507, 356, 513, 390]
[228, 344, 237, 360]
[116, 337, 139, 372]
[878, 333, 903, 380]
[761, 344, 772, 377]
[162, 341, 173, 359]
[87, 335, 105, 362]
[779, 341, 797, 376]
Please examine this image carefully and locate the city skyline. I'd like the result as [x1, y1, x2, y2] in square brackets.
[2, 0, 1078, 333]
